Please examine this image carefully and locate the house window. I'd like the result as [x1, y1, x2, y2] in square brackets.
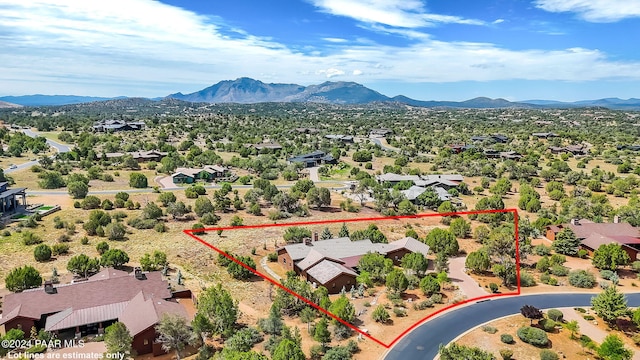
[332, 283, 336, 288]
[283, 258, 287, 264]
[143, 339, 149, 345]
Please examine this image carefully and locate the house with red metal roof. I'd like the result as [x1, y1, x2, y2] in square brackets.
[545, 218, 640, 260]
[0, 268, 191, 356]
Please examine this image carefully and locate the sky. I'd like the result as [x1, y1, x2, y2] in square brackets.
[1, 0, 640, 101]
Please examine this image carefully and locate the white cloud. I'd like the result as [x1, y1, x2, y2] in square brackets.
[534, 0, 640, 22]
[0, 0, 640, 96]
[493, 19, 505, 24]
[308, 0, 485, 28]
[323, 37, 349, 43]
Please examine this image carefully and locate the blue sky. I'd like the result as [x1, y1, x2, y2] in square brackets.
[1, 0, 640, 101]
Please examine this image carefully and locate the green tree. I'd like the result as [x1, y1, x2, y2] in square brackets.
[597, 334, 632, 360]
[67, 181, 89, 199]
[401, 252, 428, 277]
[320, 227, 333, 240]
[197, 284, 239, 338]
[591, 286, 628, 324]
[419, 276, 440, 296]
[386, 269, 409, 294]
[439, 343, 496, 360]
[96, 241, 110, 255]
[424, 228, 459, 257]
[397, 199, 417, 215]
[104, 322, 132, 359]
[227, 255, 256, 280]
[142, 202, 163, 219]
[552, 228, 580, 256]
[100, 249, 130, 268]
[565, 320, 579, 339]
[490, 177, 512, 197]
[449, 217, 471, 238]
[67, 254, 100, 278]
[158, 192, 177, 206]
[5, 266, 42, 292]
[328, 294, 356, 325]
[313, 318, 331, 347]
[357, 252, 393, 283]
[155, 314, 191, 360]
[300, 307, 316, 334]
[272, 339, 305, 360]
[33, 244, 52, 262]
[307, 187, 331, 209]
[105, 222, 126, 240]
[38, 171, 65, 189]
[283, 227, 312, 243]
[193, 197, 214, 217]
[338, 223, 349, 237]
[128, 172, 148, 188]
[465, 250, 490, 273]
[592, 243, 631, 271]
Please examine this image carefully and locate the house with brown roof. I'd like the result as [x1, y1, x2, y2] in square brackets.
[104, 150, 168, 163]
[171, 165, 234, 184]
[0, 268, 191, 356]
[277, 235, 429, 293]
[545, 218, 640, 260]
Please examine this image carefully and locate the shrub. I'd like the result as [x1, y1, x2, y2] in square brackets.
[521, 272, 537, 287]
[631, 260, 640, 272]
[547, 309, 563, 322]
[51, 243, 70, 256]
[569, 270, 596, 288]
[578, 249, 588, 259]
[539, 318, 556, 332]
[57, 234, 71, 243]
[517, 326, 549, 347]
[430, 293, 443, 304]
[34, 244, 52, 262]
[22, 231, 43, 245]
[600, 269, 616, 280]
[393, 308, 406, 317]
[539, 349, 559, 360]
[500, 334, 514, 344]
[489, 283, 499, 293]
[154, 222, 167, 233]
[413, 299, 434, 310]
[482, 325, 498, 334]
[372, 305, 390, 323]
[500, 349, 514, 360]
[267, 252, 278, 262]
[80, 236, 89, 245]
[583, 315, 595, 321]
[127, 217, 157, 229]
[533, 244, 551, 256]
[550, 265, 569, 277]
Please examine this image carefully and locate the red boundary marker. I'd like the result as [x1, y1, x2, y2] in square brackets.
[184, 208, 520, 348]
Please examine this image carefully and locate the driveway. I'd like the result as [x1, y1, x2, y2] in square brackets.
[448, 256, 489, 299]
[156, 175, 179, 189]
[383, 293, 640, 360]
[308, 166, 320, 182]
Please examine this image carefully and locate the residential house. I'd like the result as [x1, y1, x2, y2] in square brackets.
[617, 145, 640, 151]
[104, 150, 168, 163]
[532, 132, 559, 138]
[471, 134, 509, 143]
[548, 144, 587, 155]
[93, 120, 145, 132]
[287, 150, 336, 168]
[277, 235, 429, 293]
[171, 165, 233, 184]
[0, 268, 192, 356]
[294, 128, 320, 134]
[500, 151, 523, 160]
[0, 182, 27, 216]
[251, 142, 283, 151]
[545, 218, 640, 260]
[369, 128, 393, 137]
[325, 134, 354, 143]
[449, 144, 476, 154]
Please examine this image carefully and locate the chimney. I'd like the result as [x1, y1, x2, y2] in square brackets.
[614, 215, 620, 224]
[303, 238, 312, 246]
[134, 267, 144, 280]
[570, 219, 580, 226]
[44, 280, 56, 294]
[313, 232, 319, 242]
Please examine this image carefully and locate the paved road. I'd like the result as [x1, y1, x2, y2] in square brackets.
[384, 293, 640, 360]
[4, 129, 71, 174]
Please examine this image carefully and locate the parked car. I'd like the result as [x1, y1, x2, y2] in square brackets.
[8, 164, 17, 169]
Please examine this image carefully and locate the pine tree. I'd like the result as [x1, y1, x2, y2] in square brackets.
[591, 285, 628, 323]
[338, 223, 349, 237]
[320, 227, 333, 240]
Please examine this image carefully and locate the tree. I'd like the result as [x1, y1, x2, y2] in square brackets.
[128, 172, 148, 188]
[552, 228, 580, 256]
[401, 252, 428, 277]
[591, 286, 628, 323]
[419, 275, 440, 296]
[67, 254, 100, 278]
[5, 266, 42, 292]
[424, 228, 459, 257]
[313, 318, 331, 347]
[449, 217, 471, 238]
[397, 199, 417, 215]
[96, 241, 110, 255]
[358, 252, 393, 283]
[307, 187, 331, 209]
[104, 322, 132, 359]
[386, 269, 409, 294]
[33, 244, 52, 262]
[520, 305, 543, 325]
[320, 227, 333, 240]
[592, 243, 631, 271]
[156, 314, 192, 360]
[372, 305, 390, 323]
[283, 227, 312, 243]
[272, 339, 305, 360]
[352, 150, 372, 162]
[465, 250, 490, 273]
[328, 294, 356, 325]
[38, 171, 65, 189]
[338, 223, 349, 237]
[105, 222, 126, 240]
[491, 177, 512, 197]
[143, 202, 163, 219]
[292, 179, 315, 194]
[100, 249, 130, 268]
[597, 334, 632, 360]
[158, 192, 177, 206]
[140, 251, 168, 271]
[227, 255, 256, 280]
[300, 306, 316, 334]
[565, 320, 579, 339]
[197, 284, 238, 338]
[167, 201, 189, 219]
[194, 197, 214, 217]
[67, 181, 89, 199]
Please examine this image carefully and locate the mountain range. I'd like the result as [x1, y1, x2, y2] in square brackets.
[1, 78, 639, 110]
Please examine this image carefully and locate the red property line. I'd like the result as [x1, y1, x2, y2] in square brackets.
[184, 208, 521, 348]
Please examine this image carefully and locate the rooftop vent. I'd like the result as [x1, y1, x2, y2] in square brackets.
[44, 280, 56, 294]
[134, 267, 145, 280]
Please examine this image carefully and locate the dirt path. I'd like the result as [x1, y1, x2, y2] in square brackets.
[448, 256, 489, 299]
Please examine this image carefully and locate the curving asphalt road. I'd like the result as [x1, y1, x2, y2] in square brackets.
[4, 129, 71, 174]
[384, 293, 640, 360]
